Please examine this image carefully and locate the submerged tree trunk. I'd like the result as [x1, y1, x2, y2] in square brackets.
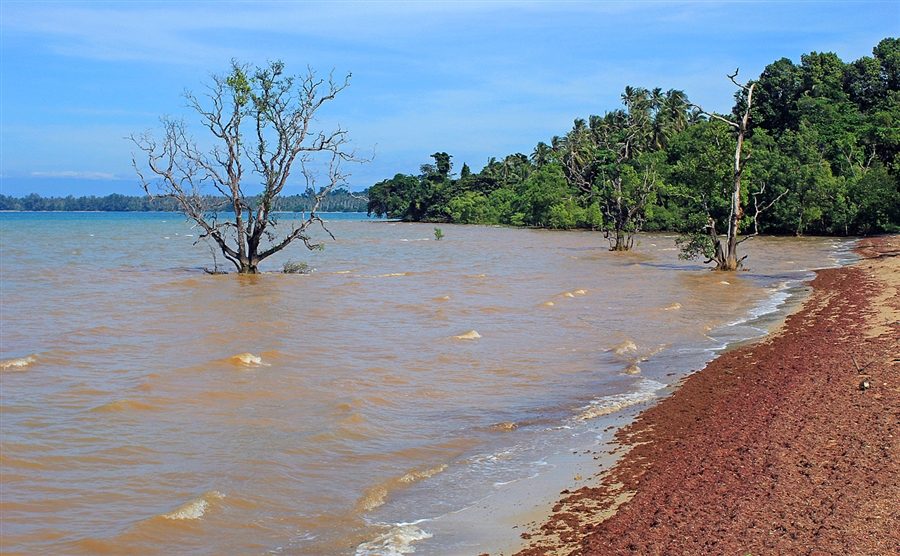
[608, 228, 633, 251]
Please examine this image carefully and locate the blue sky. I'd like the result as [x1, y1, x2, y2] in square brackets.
[1, 1, 897, 197]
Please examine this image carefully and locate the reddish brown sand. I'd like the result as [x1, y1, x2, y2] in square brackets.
[513, 235, 900, 556]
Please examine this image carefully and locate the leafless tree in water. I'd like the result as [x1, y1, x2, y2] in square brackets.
[131, 60, 367, 274]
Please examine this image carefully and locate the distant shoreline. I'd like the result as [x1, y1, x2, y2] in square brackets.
[0, 209, 368, 213]
[0, 190, 368, 213]
[511, 234, 900, 555]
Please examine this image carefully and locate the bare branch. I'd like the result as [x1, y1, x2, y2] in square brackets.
[130, 61, 367, 273]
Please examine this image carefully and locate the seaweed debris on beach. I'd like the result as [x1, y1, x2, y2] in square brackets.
[513, 235, 900, 556]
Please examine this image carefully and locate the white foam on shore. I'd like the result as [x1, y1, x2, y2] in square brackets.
[575, 379, 665, 421]
[162, 491, 224, 520]
[355, 522, 433, 556]
[725, 280, 795, 328]
[0, 355, 37, 370]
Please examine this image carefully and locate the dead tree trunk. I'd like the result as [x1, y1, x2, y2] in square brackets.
[690, 70, 755, 271]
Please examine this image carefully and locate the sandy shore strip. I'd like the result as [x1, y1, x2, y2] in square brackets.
[505, 235, 900, 555]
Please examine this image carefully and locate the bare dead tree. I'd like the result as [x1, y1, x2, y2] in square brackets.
[131, 60, 367, 274]
[688, 69, 756, 270]
[748, 181, 789, 236]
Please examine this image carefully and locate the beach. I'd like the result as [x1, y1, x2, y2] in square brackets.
[510, 234, 900, 555]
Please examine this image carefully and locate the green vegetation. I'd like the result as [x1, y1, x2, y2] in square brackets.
[0, 188, 368, 212]
[433, 227, 444, 240]
[368, 39, 900, 259]
[282, 260, 311, 274]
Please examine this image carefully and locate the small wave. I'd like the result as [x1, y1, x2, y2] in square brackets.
[162, 491, 224, 520]
[624, 364, 641, 375]
[398, 464, 448, 484]
[357, 464, 449, 512]
[562, 292, 575, 298]
[358, 485, 389, 512]
[613, 340, 637, 355]
[434, 295, 450, 301]
[489, 421, 518, 432]
[452, 330, 481, 340]
[663, 302, 682, 311]
[0, 355, 37, 370]
[574, 289, 586, 295]
[355, 523, 432, 556]
[229, 353, 269, 367]
[575, 379, 665, 421]
[542, 301, 554, 307]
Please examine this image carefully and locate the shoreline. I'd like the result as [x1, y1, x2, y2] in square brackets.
[420, 237, 850, 556]
[506, 234, 899, 555]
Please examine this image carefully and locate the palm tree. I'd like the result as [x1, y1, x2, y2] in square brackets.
[531, 142, 553, 167]
[651, 89, 690, 150]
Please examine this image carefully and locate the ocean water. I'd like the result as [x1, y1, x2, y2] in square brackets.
[0, 212, 851, 555]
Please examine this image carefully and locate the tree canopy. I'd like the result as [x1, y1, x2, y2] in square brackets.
[368, 38, 900, 259]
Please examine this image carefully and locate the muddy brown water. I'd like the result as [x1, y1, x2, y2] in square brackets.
[0, 213, 851, 554]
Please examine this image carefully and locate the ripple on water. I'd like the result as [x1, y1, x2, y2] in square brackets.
[89, 399, 156, 412]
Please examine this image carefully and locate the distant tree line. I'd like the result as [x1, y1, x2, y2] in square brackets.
[0, 188, 368, 213]
[368, 38, 900, 244]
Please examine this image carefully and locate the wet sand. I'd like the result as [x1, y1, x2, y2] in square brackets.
[509, 235, 900, 555]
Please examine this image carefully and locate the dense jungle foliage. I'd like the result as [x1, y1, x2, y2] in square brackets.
[0, 188, 367, 213]
[368, 39, 900, 241]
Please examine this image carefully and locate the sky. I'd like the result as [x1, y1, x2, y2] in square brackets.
[1, 1, 897, 197]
